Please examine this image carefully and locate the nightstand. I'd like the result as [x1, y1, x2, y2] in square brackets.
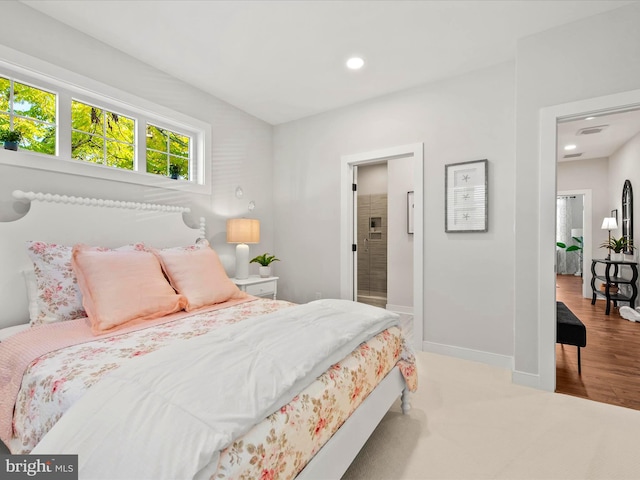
[232, 275, 279, 299]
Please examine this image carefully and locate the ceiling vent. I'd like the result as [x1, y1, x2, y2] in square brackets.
[563, 153, 583, 159]
[577, 125, 608, 135]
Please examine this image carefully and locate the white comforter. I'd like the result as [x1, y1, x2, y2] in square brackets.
[32, 299, 398, 479]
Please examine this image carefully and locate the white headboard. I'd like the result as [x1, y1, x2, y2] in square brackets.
[0, 190, 205, 328]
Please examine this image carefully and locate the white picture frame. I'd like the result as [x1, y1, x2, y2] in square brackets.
[445, 159, 488, 233]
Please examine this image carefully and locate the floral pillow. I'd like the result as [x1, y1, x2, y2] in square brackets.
[25, 241, 146, 326]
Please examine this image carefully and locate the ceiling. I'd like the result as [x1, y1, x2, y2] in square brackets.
[558, 109, 640, 163]
[22, 0, 634, 126]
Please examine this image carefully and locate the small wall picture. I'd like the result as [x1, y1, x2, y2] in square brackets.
[445, 159, 488, 233]
[611, 209, 618, 224]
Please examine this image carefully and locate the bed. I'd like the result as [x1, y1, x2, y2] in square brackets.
[0, 190, 417, 479]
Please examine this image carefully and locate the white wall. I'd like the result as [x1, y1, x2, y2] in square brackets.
[274, 61, 515, 363]
[557, 157, 610, 263]
[609, 131, 640, 262]
[0, 2, 274, 275]
[387, 157, 413, 310]
[514, 2, 640, 378]
[357, 163, 387, 195]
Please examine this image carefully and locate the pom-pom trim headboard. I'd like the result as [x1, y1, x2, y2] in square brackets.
[0, 190, 206, 328]
[13, 190, 191, 212]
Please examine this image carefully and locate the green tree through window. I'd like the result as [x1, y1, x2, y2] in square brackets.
[146, 124, 190, 179]
[0, 76, 56, 155]
[0, 68, 203, 186]
[71, 100, 135, 169]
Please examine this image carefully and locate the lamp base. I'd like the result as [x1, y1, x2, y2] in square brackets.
[235, 243, 250, 279]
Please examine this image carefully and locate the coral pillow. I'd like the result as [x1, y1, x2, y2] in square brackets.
[153, 247, 245, 311]
[72, 245, 187, 334]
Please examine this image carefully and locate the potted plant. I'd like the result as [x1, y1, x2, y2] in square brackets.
[600, 236, 633, 261]
[169, 164, 180, 179]
[0, 128, 23, 151]
[557, 236, 583, 276]
[250, 253, 280, 278]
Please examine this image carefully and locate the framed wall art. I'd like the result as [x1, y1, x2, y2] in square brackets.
[445, 159, 488, 233]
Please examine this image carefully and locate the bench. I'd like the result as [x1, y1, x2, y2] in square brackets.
[556, 301, 587, 374]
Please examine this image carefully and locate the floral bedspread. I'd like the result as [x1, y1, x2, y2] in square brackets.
[12, 298, 417, 480]
[215, 327, 416, 480]
[12, 299, 294, 453]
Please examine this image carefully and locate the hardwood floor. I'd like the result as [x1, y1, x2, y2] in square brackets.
[556, 274, 640, 410]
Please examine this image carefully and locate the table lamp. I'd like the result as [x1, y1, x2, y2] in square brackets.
[227, 218, 260, 279]
[601, 217, 617, 260]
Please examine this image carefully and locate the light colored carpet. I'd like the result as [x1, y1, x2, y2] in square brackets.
[343, 352, 640, 479]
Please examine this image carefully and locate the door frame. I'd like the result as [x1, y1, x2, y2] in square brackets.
[340, 143, 424, 351]
[539, 89, 640, 391]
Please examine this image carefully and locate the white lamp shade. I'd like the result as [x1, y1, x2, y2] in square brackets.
[227, 218, 260, 244]
[601, 217, 618, 230]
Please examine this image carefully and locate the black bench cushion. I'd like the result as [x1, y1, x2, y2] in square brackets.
[557, 301, 586, 347]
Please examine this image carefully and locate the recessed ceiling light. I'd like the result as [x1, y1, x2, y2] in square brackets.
[564, 144, 577, 151]
[585, 116, 595, 120]
[346, 57, 364, 70]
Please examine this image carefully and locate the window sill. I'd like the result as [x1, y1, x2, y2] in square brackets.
[0, 149, 211, 195]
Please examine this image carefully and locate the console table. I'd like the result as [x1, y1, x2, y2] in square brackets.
[590, 259, 638, 315]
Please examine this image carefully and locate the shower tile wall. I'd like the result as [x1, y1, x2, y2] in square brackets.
[357, 194, 387, 306]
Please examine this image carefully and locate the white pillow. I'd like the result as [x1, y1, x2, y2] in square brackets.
[22, 269, 41, 322]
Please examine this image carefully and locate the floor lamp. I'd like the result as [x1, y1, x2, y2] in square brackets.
[227, 218, 260, 279]
[601, 217, 617, 260]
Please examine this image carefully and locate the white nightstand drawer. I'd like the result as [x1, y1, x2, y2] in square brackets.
[245, 280, 276, 297]
[232, 276, 278, 299]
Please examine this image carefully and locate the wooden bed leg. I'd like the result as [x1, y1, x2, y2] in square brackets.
[401, 387, 411, 414]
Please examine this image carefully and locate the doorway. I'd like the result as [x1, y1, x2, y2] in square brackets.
[539, 87, 640, 392]
[553, 109, 640, 410]
[556, 194, 584, 277]
[340, 143, 424, 351]
[356, 163, 388, 308]
[556, 190, 593, 299]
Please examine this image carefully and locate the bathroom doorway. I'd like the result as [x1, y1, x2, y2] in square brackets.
[340, 142, 424, 351]
[356, 163, 388, 308]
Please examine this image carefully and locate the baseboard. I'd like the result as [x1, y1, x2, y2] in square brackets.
[512, 370, 542, 389]
[422, 341, 513, 369]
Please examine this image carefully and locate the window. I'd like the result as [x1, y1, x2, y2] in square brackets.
[0, 56, 209, 193]
[71, 100, 135, 170]
[146, 124, 191, 179]
[0, 76, 56, 155]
